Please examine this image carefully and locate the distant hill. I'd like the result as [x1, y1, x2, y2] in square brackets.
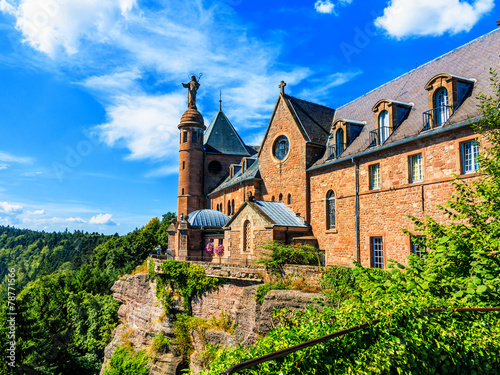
[0, 226, 111, 290]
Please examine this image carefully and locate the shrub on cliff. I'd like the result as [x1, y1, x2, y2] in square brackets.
[255, 241, 321, 276]
[102, 346, 149, 375]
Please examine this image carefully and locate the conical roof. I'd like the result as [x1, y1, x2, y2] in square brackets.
[204, 110, 251, 156]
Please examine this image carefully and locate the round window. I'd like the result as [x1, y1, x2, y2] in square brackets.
[273, 135, 289, 160]
[208, 161, 222, 175]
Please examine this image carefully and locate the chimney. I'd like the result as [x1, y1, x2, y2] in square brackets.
[497, 19, 500, 27]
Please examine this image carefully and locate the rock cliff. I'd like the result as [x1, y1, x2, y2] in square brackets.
[101, 273, 322, 374]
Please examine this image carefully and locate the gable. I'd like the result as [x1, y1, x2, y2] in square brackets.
[258, 95, 307, 160]
[224, 202, 273, 229]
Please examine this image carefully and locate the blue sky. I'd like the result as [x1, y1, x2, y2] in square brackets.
[0, 0, 497, 235]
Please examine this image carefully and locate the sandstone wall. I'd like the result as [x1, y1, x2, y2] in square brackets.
[309, 126, 484, 267]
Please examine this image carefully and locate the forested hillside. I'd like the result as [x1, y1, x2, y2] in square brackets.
[0, 213, 175, 375]
[0, 227, 111, 291]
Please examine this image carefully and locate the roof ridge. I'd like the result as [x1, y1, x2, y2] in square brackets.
[336, 28, 500, 111]
[287, 96, 331, 135]
[285, 94, 335, 111]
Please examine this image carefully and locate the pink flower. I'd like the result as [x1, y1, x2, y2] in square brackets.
[205, 242, 214, 253]
[214, 244, 224, 255]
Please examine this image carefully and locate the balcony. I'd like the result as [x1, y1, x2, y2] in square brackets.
[422, 105, 453, 130]
[368, 126, 391, 147]
[327, 143, 347, 159]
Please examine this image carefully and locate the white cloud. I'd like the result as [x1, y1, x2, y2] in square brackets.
[298, 71, 362, 102]
[22, 216, 86, 225]
[144, 165, 180, 178]
[0, 151, 32, 163]
[375, 0, 495, 38]
[96, 93, 184, 161]
[27, 209, 45, 215]
[0, 164, 7, 170]
[0, 201, 23, 214]
[89, 213, 117, 225]
[13, 0, 137, 56]
[1, 0, 356, 170]
[315, 0, 335, 14]
[0, 0, 15, 15]
[314, 0, 352, 14]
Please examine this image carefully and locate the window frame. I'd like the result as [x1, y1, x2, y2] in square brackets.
[461, 139, 480, 174]
[273, 135, 290, 161]
[410, 235, 425, 259]
[369, 163, 381, 190]
[371, 236, 384, 269]
[335, 128, 344, 157]
[409, 153, 424, 183]
[326, 190, 336, 230]
[378, 110, 390, 144]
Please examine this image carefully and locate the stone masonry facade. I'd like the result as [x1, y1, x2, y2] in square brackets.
[169, 29, 499, 268]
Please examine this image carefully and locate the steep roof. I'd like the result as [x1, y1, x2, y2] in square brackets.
[208, 157, 260, 196]
[284, 95, 335, 145]
[204, 110, 252, 156]
[224, 200, 308, 228]
[311, 28, 500, 170]
[257, 94, 335, 158]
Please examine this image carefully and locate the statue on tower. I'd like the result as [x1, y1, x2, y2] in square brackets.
[182, 75, 201, 110]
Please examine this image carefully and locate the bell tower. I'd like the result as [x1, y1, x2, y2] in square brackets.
[178, 76, 206, 220]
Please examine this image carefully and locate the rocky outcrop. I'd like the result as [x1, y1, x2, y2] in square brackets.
[102, 273, 323, 375]
[100, 274, 185, 375]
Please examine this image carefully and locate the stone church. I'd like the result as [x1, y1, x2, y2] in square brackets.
[168, 28, 499, 268]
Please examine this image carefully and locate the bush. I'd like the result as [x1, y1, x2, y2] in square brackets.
[102, 346, 149, 375]
[255, 241, 321, 276]
[255, 281, 291, 302]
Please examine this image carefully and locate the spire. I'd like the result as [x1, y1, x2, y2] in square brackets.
[219, 90, 222, 111]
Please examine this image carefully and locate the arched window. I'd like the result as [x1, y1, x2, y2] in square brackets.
[287, 194, 292, 205]
[243, 220, 251, 252]
[227, 201, 231, 215]
[279, 193, 283, 202]
[271, 196, 275, 202]
[435, 88, 450, 126]
[326, 190, 335, 229]
[231, 199, 235, 215]
[335, 129, 344, 157]
[378, 110, 390, 144]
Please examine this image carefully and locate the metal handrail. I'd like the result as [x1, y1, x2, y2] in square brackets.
[327, 143, 347, 159]
[220, 307, 500, 375]
[368, 126, 392, 147]
[422, 105, 453, 130]
[220, 319, 380, 375]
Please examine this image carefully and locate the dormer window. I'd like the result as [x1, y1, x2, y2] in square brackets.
[423, 73, 474, 130]
[369, 100, 412, 147]
[434, 88, 450, 126]
[327, 119, 363, 159]
[335, 128, 345, 157]
[378, 110, 390, 144]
